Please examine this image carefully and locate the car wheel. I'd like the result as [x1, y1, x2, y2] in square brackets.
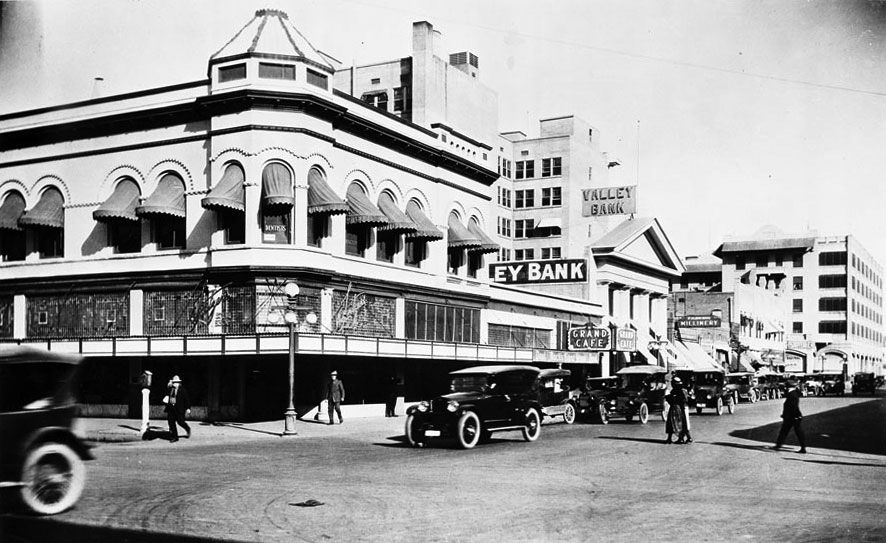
[716, 397, 723, 416]
[696, 406, 703, 415]
[638, 402, 649, 424]
[405, 414, 424, 448]
[20, 442, 86, 515]
[751, 390, 758, 403]
[727, 397, 735, 414]
[563, 403, 576, 425]
[522, 408, 541, 442]
[597, 402, 609, 425]
[456, 411, 481, 449]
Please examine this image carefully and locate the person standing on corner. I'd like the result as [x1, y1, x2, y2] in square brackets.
[385, 375, 400, 417]
[138, 370, 153, 437]
[164, 375, 191, 442]
[324, 370, 345, 425]
[772, 377, 807, 453]
[665, 377, 692, 444]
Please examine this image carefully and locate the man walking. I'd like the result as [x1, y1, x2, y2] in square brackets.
[138, 370, 153, 436]
[772, 377, 806, 453]
[324, 370, 345, 425]
[164, 375, 191, 442]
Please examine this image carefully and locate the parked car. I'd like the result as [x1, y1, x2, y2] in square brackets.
[681, 369, 735, 415]
[817, 372, 845, 396]
[405, 365, 543, 449]
[577, 376, 618, 423]
[756, 373, 782, 400]
[803, 373, 824, 397]
[725, 372, 759, 403]
[0, 347, 94, 515]
[598, 365, 668, 424]
[852, 372, 877, 396]
[536, 368, 578, 424]
[784, 373, 808, 396]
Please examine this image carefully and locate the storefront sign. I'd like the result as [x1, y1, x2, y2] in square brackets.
[533, 349, 599, 365]
[676, 315, 722, 328]
[582, 185, 637, 216]
[568, 326, 611, 351]
[615, 328, 637, 352]
[489, 259, 588, 284]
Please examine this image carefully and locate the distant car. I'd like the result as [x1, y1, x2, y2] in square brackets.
[803, 373, 824, 397]
[577, 377, 618, 423]
[598, 365, 668, 424]
[726, 372, 759, 403]
[852, 372, 877, 396]
[677, 369, 735, 415]
[0, 347, 94, 515]
[405, 365, 543, 449]
[536, 368, 578, 425]
[756, 374, 782, 400]
[817, 372, 845, 396]
[784, 373, 808, 396]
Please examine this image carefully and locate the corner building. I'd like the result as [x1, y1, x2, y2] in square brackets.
[0, 10, 603, 420]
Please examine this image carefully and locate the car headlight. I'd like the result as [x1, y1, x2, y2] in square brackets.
[446, 400, 459, 412]
[417, 401, 429, 413]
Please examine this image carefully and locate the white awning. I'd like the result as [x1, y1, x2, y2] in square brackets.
[535, 217, 562, 230]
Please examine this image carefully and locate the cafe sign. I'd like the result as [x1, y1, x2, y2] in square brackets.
[489, 259, 588, 285]
[568, 326, 611, 351]
[582, 185, 637, 217]
[615, 328, 637, 352]
[675, 315, 722, 328]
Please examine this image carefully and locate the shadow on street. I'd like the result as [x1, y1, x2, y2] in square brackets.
[0, 515, 252, 543]
[729, 398, 886, 456]
[205, 422, 283, 437]
[597, 435, 671, 445]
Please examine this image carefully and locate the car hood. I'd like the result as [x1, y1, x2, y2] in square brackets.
[436, 391, 491, 403]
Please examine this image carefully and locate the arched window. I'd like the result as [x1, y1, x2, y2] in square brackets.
[136, 173, 186, 250]
[19, 186, 65, 258]
[94, 178, 141, 253]
[0, 190, 26, 261]
[261, 163, 293, 244]
[306, 167, 347, 248]
[446, 212, 481, 274]
[202, 163, 245, 245]
[345, 183, 387, 257]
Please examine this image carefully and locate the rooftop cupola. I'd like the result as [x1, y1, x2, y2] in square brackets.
[209, 9, 337, 94]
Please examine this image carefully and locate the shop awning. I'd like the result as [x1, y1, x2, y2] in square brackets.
[404, 201, 443, 240]
[467, 221, 499, 254]
[19, 188, 64, 229]
[737, 352, 757, 372]
[672, 341, 722, 371]
[0, 192, 26, 231]
[262, 163, 293, 208]
[307, 168, 348, 215]
[447, 215, 482, 249]
[93, 179, 140, 222]
[136, 174, 185, 218]
[346, 185, 388, 226]
[535, 217, 562, 230]
[202, 164, 244, 212]
[377, 192, 418, 232]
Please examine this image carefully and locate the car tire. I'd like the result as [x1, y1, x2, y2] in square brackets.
[405, 414, 424, 448]
[716, 397, 724, 416]
[522, 408, 541, 442]
[751, 390, 758, 403]
[597, 402, 609, 425]
[563, 403, 576, 425]
[727, 397, 735, 414]
[638, 402, 649, 424]
[20, 442, 86, 515]
[456, 411, 481, 449]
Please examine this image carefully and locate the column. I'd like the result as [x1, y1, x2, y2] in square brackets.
[329, 214, 346, 257]
[395, 296, 406, 338]
[13, 294, 26, 339]
[321, 288, 334, 333]
[293, 182, 309, 248]
[130, 289, 144, 336]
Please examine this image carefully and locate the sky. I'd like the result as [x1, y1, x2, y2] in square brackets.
[1, 0, 885, 267]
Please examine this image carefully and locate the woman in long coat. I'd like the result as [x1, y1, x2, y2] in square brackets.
[665, 377, 692, 444]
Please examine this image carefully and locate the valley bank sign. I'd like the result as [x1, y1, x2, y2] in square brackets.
[489, 259, 588, 285]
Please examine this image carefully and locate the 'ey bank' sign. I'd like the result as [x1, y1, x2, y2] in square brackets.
[489, 259, 588, 285]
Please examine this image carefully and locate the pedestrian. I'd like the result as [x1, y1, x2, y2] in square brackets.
[323, 370, 345, 425]
[138, 370, 153, 436]
[665, 377, 692, 444]
[772, 377, 807, 453]
[385, 375, 400, 417]
[163, 375, 191, 442]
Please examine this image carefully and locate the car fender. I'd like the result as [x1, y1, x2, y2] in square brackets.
[22, 427, 95, 461]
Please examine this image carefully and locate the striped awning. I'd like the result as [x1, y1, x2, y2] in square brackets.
[262, 163, 294, 208]
[202, 164, 245, 212]
[447, 215, 482, 249]
[93, 179, 140, 222]
[404, 201, 443, 241]
[377, 192, 417, 232]
[136, 174, 185, 218]
[19, 188, 64, 229]
[346, 185, 388, 226]
[0, 192, 26, 231]
[307, 168, 348, 215]
[467, 221, 499, 254]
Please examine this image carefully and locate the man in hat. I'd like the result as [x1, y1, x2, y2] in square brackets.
[138, 370, 153, 436]
[323, 370, 345, 425]
[665, 376, 692, 444]
[164, 375, 191, 442]
[773, 377, 806, 453]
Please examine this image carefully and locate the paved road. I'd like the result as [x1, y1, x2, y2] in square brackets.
[3, 395, 885, 542]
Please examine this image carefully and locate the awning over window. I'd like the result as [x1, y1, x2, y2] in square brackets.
[0, 192, 26, 231]
[93, 180, 140, 222]
[467, 221, 499, 254]
[262, 163, 294, 208]
[346, 185, 388, 226]
[377, 192, 417, 233]
[19, 188, 64, 229]
[535, 217, 562, 230]
[447, 215, 482, 249]
[307, 168, 348, 215]
[404, 201, 443, 241]
[136, 174, 186, 218]
[202, 164, 245, 212]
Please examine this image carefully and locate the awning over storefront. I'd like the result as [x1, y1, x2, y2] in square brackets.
[19, 188, 64, 228]
[737, 352, 757, 372]
[447, 215, 482, 249]
[307, 168, 348, 215]
[93, 179, 140, 222]
[467, 221, 499, 254]
[346, 185, 388, 226]
[671, 341, 721, 371]
[0, 192, 26, 231]
[376, 192, 417, 232]
[404, 201, 443, 241]
[202, 164, 245, 212]
[261, 163, 294, 208]
[136, 174, 186, 218]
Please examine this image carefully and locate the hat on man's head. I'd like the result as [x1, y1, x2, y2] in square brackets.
[672, 376, 682, 385]
[330, 370, 338, 376]
[787, 377, 798, 386]
[171, 375, 182, 383]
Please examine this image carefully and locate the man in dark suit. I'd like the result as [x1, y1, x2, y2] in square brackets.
[773, 377, 806, 453]
[324, 370, 345, 425]
[165, 375, 191, 442]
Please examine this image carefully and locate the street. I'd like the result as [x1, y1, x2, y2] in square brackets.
[2, 395, 885, 543]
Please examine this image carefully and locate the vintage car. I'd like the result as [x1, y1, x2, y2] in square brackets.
[802, 373, 824, 397]
[817, 372, 845, 396]
[598, 365, 668, 424]
[755, 373, 782, 400]
[784, 373, 809, 396]
[405, 365, 543, 449]
[536, 368, 578, 424]
[725, 372, 758, 403]
[676, 369, 735, 415]
[0, 347, 94, 515]
[852, 372, 877, 396]
[576, 376, 618, 423]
